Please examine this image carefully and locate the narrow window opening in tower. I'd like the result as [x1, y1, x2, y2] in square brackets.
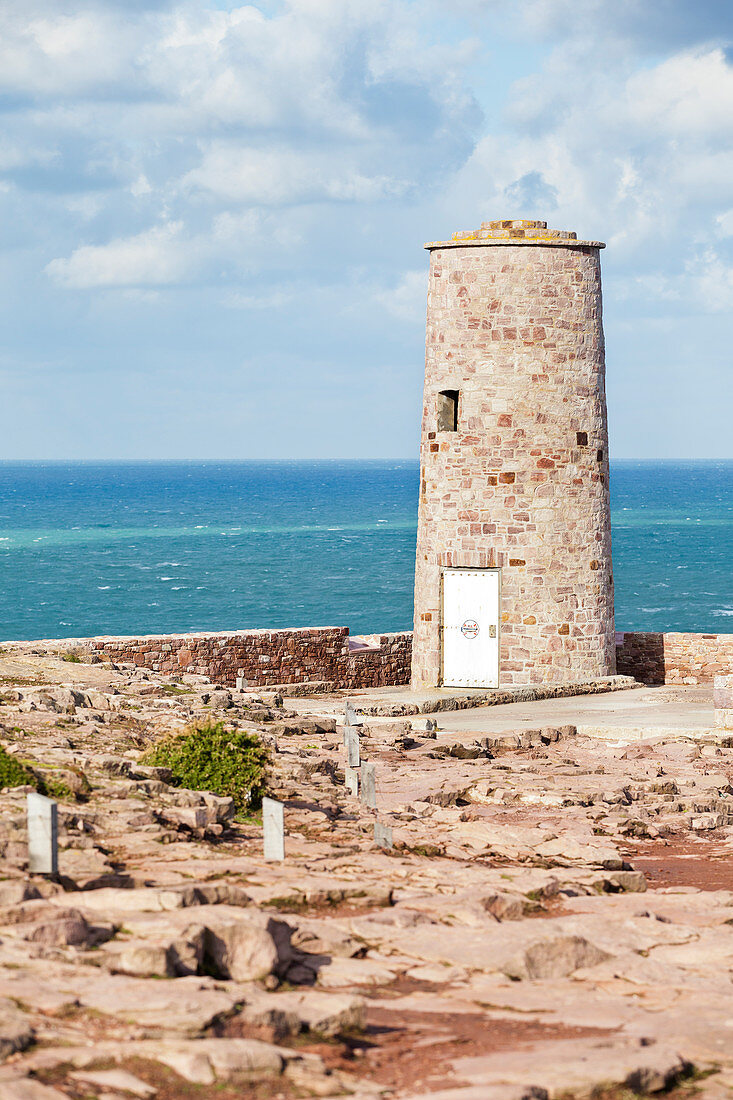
[576, 431, 588, 446]
[437, 390, 459, 432]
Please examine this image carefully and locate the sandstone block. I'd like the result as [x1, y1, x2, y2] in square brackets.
[104, 924, 205, 977]
[536, 835, 624, 869]
[149, 1038, 284, 1084]
[203, 921, 279, 982]
[22, 909, 110, 948]
[239, 990, 365, 1038]
[480, 892, 525, 921]
[502, 933, 611, 980]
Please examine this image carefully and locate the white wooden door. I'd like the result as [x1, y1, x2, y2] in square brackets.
[441, 568, 500, 688]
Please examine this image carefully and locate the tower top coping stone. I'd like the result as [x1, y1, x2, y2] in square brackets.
[425, 218, 605, 251]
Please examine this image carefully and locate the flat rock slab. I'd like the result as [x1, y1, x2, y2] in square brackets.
[243, 989, 366, 1037]
[135, 1037, 286, 1085]
[337, 910, 695, 982]
[70, 1068, 156, 1097]
[317, 956, 398, 989]
[0, 967, 244, 1034]
[403, 1088, 551, 1100]
[20, 1037, 329, 1089]
[452, 1038, 691, 1097]
[0, 1080, 70, 1100]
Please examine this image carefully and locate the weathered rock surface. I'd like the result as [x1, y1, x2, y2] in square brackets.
[0, 647, 730, 1098]
[0, 1000, 33, 1060]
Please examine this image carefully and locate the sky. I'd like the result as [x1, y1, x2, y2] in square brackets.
[0, 0, 731, 460]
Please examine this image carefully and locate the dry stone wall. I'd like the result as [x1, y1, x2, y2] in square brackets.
[85, 627, 412, 690]
[616, 632, 733, 686]
[412, 219, 615, 688]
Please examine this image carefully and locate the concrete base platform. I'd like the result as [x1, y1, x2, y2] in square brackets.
[291, 682, 717, 745]
[289, 674, 640, 717]
[576, 724, 722, 743]
[409, 685, 716, 742]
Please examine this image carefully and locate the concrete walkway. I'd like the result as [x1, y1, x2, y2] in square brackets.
[419, 684, 715, 739]
[290, 683, 716, 742]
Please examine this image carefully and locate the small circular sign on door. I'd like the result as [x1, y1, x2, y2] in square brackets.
[461, 619, 480, 639]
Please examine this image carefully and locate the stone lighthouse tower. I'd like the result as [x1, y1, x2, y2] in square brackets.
[411, 219, 615, 689]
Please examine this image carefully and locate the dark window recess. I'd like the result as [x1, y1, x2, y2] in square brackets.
[597, 448, 604, 462]
[437, 390, 459, 432]
[576, 431, 588, 446]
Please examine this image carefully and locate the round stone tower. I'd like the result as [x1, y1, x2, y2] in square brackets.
[411, 219, 615, 689]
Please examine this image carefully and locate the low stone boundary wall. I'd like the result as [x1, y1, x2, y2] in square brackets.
[10, 627, 732, 691]
[616, 632, 733, 685]
[83, 627, 412, 690]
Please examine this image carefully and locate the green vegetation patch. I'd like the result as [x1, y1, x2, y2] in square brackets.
[0, 745, 37, 790]
[0, 745, 90, 802]
[41, 777, 73, 801]
[141, 721, 268, 811]
[35, 765, 90, 802]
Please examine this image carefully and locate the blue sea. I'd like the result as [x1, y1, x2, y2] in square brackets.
[0, 461, 730, 642]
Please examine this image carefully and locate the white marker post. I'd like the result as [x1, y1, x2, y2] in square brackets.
[262, 797, 285, 861]
[345, 727, 360, 769]
[360, 762, 377, 810]
[345, 766, 359, 796]
[374, 821, 393, 850]
[27, 792, 58, 875]
[344, 701, 363, 727]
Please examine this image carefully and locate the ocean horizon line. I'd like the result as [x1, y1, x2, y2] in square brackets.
[0, 457, 731, 467]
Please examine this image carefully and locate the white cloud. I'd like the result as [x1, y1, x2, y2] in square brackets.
[624, 48, 733, 137]
[225, 289, 294, 310]
[45, 204, 309, 288]
[465, 0, 731, 52]
[717, 209, 733, 237]
[130, 174, 152, 198]
[45, 221, 192, 287]
[375, 269, 427, 322]
[449, 43, 733, 280]
[0, 0, 475, 289]
[619, 245, 733, 313]
[0, 9, 139, 96]
[145, 3, 369, 136]
[183, 145, 406, 206]
[684, 247, 733, 312]
[0, 140, 57, 172]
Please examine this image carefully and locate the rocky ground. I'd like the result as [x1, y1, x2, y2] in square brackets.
[0, 645, 732, 1100]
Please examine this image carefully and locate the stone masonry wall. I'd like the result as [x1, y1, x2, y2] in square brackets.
[412, 220, 615, 688]
[616, 632, 733, 686]
[9, 627, 732, 690]
[85, 627, 412, 690]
